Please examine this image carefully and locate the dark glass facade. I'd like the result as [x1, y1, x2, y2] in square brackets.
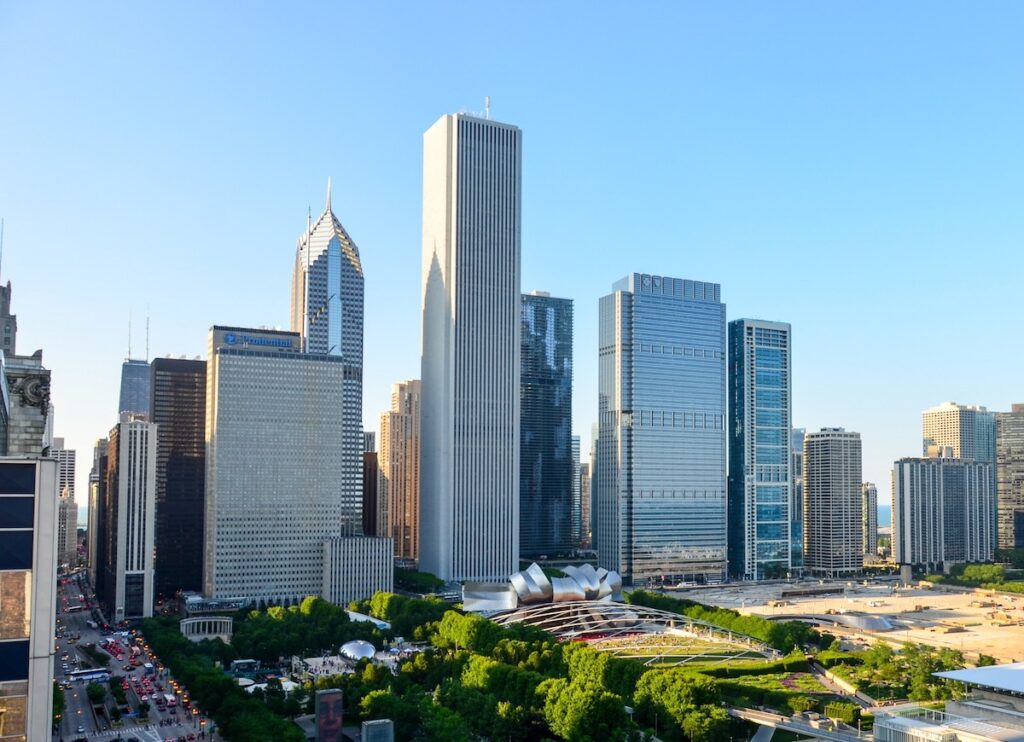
[149, 359, 206, 600]
[362, 451, 379, 536]
[520, 293, 573, 557]
[118, 359, 151, 418]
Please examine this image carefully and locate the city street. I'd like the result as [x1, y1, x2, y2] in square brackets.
[53, 572, 215, 741]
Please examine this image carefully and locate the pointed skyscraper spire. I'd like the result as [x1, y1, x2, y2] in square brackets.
[326, 177, 332, 215]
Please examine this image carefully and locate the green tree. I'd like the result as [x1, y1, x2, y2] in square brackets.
[86, 681, 107, 705]
[978, 654, 997, 667]
[681, 705, 730, 741]
[138, 700, 151, 717]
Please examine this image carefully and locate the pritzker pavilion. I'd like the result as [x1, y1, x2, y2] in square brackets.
[464, 564, 779, 667]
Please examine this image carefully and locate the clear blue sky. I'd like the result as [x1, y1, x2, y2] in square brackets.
[3, 2, 1023, 508]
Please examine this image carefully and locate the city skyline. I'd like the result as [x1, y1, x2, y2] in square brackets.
[5, 4, 1024, 506]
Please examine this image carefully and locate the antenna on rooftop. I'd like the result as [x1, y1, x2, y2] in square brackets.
[128, 313, 132, 360]
[0, 217, 4, 282]
[145, 310, 150, 361]
[485, 96, 491, 120]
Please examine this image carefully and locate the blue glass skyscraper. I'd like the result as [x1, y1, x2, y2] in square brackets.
[520, 292, 573, 557]
[728, 319, 792, 580]
[595, 273, 727, 585]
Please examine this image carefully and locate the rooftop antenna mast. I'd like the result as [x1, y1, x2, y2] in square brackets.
[0, 217, 4, 282]
[145, 310, 150, 361]
[485, 96, 491, 120]
[128, 313, 132, 360]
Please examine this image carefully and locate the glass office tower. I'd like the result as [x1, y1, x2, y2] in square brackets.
[728, 319, 792, 580]
[519, 292, 573, 558]
[596, 273, 727, 585]
[118, 359, 150, 419]
[149, 358, 206, 599]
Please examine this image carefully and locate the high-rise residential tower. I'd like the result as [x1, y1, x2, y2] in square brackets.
[520, 291, 573, 558]
[118, 359, 151, 419]
[922, 402, 996, 464]
[996, 405, 1024, 549]
[727, 319, 792, 581]
[803, 428, 863, 576]
[101, 420, 157, 621]
[579, 462, 591, 549]
[571, 435, 581, 547]
[291, 183, 364, 536]
[595, 273, 727, 585]
[150, 358, 206, 599]
[862, 482, 878, 558]
[790, 428, 805, 571]
[362, 437, 380, 537]
[420, 112, 522, 581]
[379, 380, 421, 562]
[892, 453, 994, 569]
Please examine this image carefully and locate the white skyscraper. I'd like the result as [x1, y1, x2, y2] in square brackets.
[104, 420, 157, 620]
[290, 182, 364, 535]
[420, 112, 522, 581]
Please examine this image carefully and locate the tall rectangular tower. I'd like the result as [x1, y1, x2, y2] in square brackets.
[803, 428, 862, 576]
[118, 359, 151, 419]
[379, 380, 421, 562]
[922, 402, 996, 464]
[997, 405, 1024, 549]
[790, 428, 805, 571]
[595, 273, 727, 585]
[150, 358, 206, 599]
[862, 482, 878, 557]
[206, 327, 346, 602]
[892, 454, 994, 569]
[727, 319, 792, 581]
[520, 292, 573, 558]
[420, 113, 522, 581]
[102, 420, 157, 620]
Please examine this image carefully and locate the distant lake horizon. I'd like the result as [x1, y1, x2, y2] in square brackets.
[878, 503, 891, 528]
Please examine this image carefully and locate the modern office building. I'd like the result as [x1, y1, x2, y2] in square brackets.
[571, 435, 581, 547]
[791, 428, 805, 570]
[0, 279, 18, 356]
[322, 536, 393, 606]
[379, 380, 421, 562]
[118, 358, 151, 419]
[579, 462, 591, 549]
[150, 358, 206, 599]
[0, 457, 58, 742]
[520, 291, 573, 558]
[803, 428, 863, 576]
[862, 482, 878, 558]
[290, 183, 364, 538]
[101, 420, 157, 621]
[996, 405, 1024, 549]
[727, 319, 792, 581]
[420, 112, 522, 581]
[57, 487, 77, 567]
[204, 327, 387, 604]
[87, 438, 107, 590]
[892, 453, 994, 570]
[595, 273, 727, 585]
[362, 445, 379, 538]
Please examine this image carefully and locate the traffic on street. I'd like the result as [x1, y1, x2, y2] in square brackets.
[54, 571, 215, 741]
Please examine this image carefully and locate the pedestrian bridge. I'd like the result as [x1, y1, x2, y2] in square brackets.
[180, 615, 233, 643]
[728, 707, 869, 741]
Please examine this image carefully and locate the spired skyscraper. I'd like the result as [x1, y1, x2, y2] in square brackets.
[595, 273, 727, 585]
[728, 319, 792, 581]
[520, 291, 573, 558]
[421, 112, 522, 581]
[290, 181, 364, 536]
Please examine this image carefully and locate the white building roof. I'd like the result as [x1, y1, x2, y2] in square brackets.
[935, 663, 1024, 694]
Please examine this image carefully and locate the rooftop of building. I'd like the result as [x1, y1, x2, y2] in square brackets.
[936, 663, 1024, 695]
